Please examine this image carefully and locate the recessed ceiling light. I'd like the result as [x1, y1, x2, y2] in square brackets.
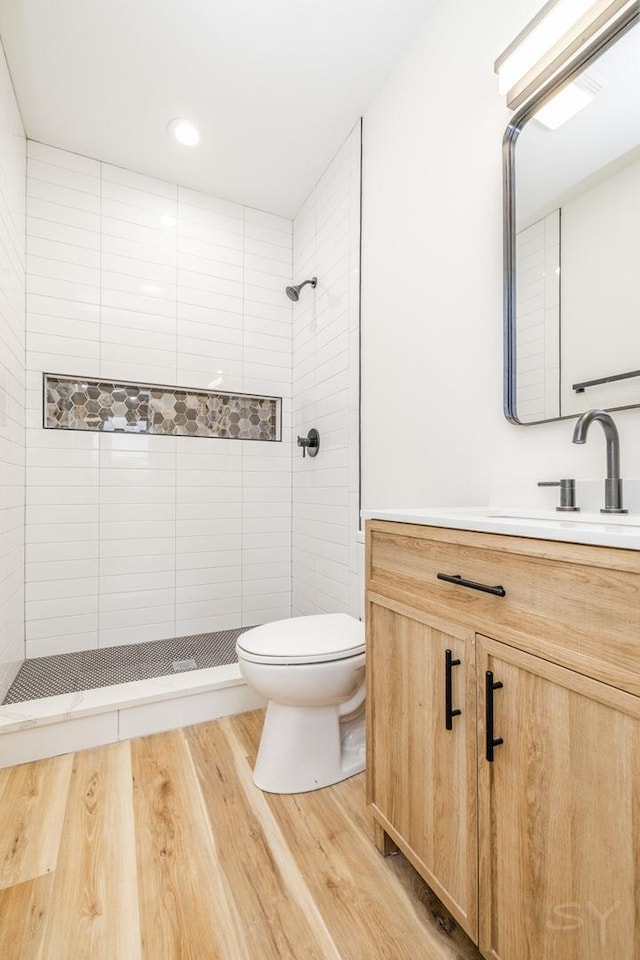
[167, 118, 200, 147]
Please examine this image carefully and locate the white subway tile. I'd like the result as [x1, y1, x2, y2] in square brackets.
[100, 468, 174, 487]
[175, 581, 242, 604]
[98, 623, 175, 647]
[102, 164, 177, 200]
[242, 607, 291, 627]
[27, 197, 100, 232]
[26, 577, 98, 601]
[175, 614, 240, 636]
[26, 594, 98, 621]
[177, 252, 242, 282]
[28, 158, 100, 197]
[176, 534, 242, 554]
[102, 232, 176, 265]
[245, 237, 292, 264]
[101, 252, 177, 285]
[99, 554, 174, 577]
[27, 141, 100, 176]
[99, 520, 175, 541]
[102, 217, 176, 252]
[175, 565, 242, 589]
[99, 603, 175, 631]
[175, 596, 242, 623]
[242, 592, 290, 613]
[178, 203, 243, 236]
[27, 177, 100, 213]
[27, 275, 100, 305]
[101, 197, 176, 230]
[175, 550, 242, 571]
[245, 252, 291, 280]
[178, 217, 243, 252]
[99, 570, 175, 594]
[25, 611, 98, 641]
[177, 234, 242, 267]
[27, 236, 100, 267]
[244, 208, 292, 235]
[26, 521, 98, 544]
[99, 537, 175, 559]
[178, 187, 244, 221]
[27, 216, 100, 250]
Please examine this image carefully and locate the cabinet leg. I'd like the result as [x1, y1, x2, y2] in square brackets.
[373, 819, 398, 856]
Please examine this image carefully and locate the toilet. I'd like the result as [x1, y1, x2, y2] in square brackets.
[236, 613, 366, 794]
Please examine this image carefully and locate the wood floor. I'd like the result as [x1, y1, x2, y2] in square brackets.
[0, 710, 482, 959]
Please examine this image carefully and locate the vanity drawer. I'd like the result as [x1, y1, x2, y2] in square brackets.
[366, 520, 640, 697]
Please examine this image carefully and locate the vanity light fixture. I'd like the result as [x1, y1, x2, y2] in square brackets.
[167, 117, 200, 146]
[534, 72, 603, 128]
[495, 0, 634, 109]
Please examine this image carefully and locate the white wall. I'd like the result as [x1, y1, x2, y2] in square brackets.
[25, 143, 293, 657]
[361, 0, 640, 512]
[0, 43, 25, 696]
[292, 122, 361, 620]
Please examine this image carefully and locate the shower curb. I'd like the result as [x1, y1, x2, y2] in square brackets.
[0, 664, 264, 769]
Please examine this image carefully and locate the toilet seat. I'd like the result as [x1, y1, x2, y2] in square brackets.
[237, 613, 364, 666]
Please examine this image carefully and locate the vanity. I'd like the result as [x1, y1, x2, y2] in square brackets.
[364, 509, 640, 960]
[362, 4, 640, 956]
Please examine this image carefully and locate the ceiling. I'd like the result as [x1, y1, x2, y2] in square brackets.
[0, 0, 433, 218]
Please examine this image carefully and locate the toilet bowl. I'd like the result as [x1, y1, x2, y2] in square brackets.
[236, 613, 365, 794]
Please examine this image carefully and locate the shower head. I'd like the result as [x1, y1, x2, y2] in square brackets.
[285, 277, 317, 302]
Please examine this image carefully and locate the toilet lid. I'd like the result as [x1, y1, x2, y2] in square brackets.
[236, 613, 365, 665]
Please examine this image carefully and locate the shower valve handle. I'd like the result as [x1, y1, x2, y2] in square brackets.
[297, 428, 320, 458]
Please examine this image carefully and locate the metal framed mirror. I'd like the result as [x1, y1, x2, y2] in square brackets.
[503, 2, 640, 423]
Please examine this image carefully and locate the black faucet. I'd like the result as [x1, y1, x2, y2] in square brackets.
[572, 409, 627, 513]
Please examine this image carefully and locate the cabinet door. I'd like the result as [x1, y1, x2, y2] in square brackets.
[477, 634, 640, 960]
[367, 595, 477, 939]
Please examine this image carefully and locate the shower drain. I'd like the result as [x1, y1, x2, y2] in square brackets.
[172, 658, 198, 672]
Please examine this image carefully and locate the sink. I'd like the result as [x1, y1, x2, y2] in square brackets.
[372, 505, 640, 527]
[401, 505, 640, 526]
[485, 508, 640, 526]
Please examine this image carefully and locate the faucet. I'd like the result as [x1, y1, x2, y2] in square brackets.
[571, 409, 627, 513]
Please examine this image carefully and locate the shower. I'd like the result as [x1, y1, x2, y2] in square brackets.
[285, 277, 317, 301]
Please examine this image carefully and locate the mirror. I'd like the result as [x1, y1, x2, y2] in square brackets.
[503, 10, 640, 423]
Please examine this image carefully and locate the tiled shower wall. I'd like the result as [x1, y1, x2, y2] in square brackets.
[25, 142, 293, 657]
[515, 211, 560, 422]
[292, 122, 362, 618]
[0, 46, 26, 696]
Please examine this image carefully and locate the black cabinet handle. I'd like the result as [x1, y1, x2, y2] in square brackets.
[445, 649, 462, 730]
[437, 572, 506, 598]
[485, 671, 504, 762]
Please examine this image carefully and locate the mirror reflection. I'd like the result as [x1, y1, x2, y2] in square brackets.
[509, 19, 640, 423]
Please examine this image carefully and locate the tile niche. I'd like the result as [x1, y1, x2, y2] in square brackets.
[45, 374, 281, 442]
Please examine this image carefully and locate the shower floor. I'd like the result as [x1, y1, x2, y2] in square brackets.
[3, 628, 250, 705]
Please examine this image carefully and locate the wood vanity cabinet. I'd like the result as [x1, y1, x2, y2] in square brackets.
[367, 597, 478, 937]
[365, 519, 640, 960]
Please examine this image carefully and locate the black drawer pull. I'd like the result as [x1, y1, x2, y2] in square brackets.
[485, 671, 504, 762]
[445, 649, 462, 730]
[437, 572, 506, 598]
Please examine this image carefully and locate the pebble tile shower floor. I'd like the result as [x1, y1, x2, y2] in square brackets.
[3, 628, 249, 704]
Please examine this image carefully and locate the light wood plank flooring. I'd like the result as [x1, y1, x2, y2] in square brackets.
[0, 710, 482, 960]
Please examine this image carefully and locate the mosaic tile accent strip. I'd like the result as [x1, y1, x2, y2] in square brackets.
[45, 374, 281, 441]
[3, 628, 250, 704]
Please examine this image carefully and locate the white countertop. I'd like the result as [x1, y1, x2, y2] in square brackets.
[361, 506, 640, 550]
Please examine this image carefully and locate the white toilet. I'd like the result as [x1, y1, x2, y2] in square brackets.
[236, 613, 366, 794]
